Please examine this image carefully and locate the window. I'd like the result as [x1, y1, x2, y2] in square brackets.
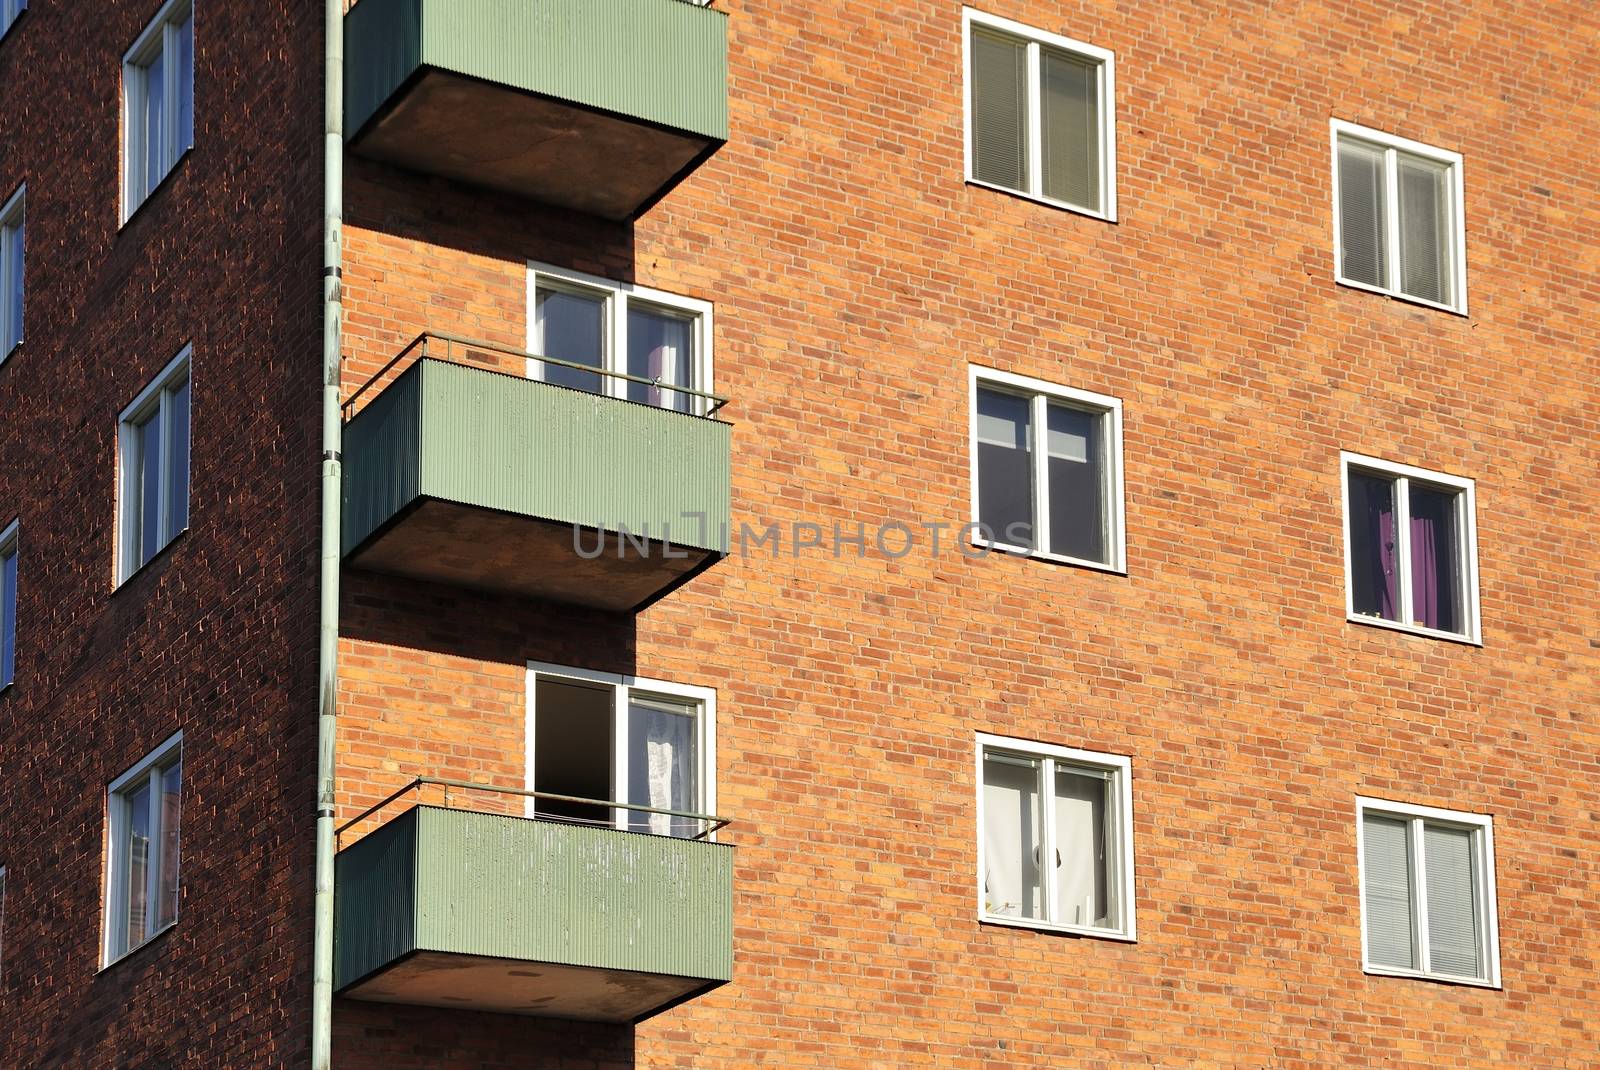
[1341, 452, 1479, 643]
[526, 662, 715, 838]
[963, 8, 1116, 219]
[0, 520, 15, 689]
[969, 367, 1126, 571]
[0, 0, 24, 40]
[118, 347, 191, 582]
[104, 733, 182, 965]
[527, 263, 713, 416]
[122, 0, 194, 219]
[0, 865, 6, 985]
[1357, 797, 1499, 986]
[1332, 120, 1466, 314]
[0, 184, 21, 358]
[976, 733, 1134, 939]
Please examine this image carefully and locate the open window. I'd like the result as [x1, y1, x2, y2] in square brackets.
[527, 663, 714, 838]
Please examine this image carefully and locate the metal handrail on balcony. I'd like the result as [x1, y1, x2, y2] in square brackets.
[342, 331, 732, 420]
[336, 775, 733, 846]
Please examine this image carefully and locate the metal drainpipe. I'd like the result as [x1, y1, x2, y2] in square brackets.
[312, 0, 344, 1065]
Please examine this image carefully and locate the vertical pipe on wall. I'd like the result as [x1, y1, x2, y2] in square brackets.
[312, 0, 344, 1065]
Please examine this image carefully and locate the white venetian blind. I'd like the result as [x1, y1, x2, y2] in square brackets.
[1362, 814, 1416, 970]
[1338, 139, 1388, 288]
[1040, 48, 1100, 211]
[1397, 153, 1452, 306]
[1424, 824, 1482, 978]
[971, 30, 1029, 192]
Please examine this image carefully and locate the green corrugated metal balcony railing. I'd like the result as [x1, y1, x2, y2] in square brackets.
[345, 0, 729, 219]
[341, 336, 731, 612]
[335, 786, 734, 1022]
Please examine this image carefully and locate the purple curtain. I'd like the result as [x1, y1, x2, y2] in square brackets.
[1377, 505, 1398, 620]
[1410, 511, 1439, 629]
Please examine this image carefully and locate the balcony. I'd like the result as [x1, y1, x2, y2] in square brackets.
[335, 780, 734, 1022]
[344, 0, 729, 219]
[341, 334, 731, 612]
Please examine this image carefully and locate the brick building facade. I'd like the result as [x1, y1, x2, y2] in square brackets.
[2, 0, 1598, 1068]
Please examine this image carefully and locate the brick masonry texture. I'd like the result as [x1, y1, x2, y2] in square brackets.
[0, 2, 325, 1068]
[8, 0, 1600, 1068]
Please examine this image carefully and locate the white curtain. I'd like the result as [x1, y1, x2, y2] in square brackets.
[982, 753, 1042, 919]
[1054, 767, 1109, 927]
[628, 699, 698, 836]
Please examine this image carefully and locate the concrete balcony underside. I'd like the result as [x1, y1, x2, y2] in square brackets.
[345, 0, 729, 219]
[341, 358, 731, 612]
[335, 807, 734, 1023]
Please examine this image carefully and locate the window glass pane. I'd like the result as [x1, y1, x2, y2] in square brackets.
[970, 30, 1028, 192]
[137, 412, 162, 567]
[1040, 49, 1100, 210]
[627, 697, 698, 837]
[176, 15, 194, 154]
[535, 288, 605, 395]
[125, 780, 152, 951]
[975, 387, 1033, 548]
[1397, 153, 1452, 306]
[1337, 139, 1388, 288]
[1, 548, 15, 687]
[1407, 485, 1463, 634]
[4, 218, 21, 350]
[1347, 471, 1398, 622]
[144, 49, 166, 195]
[156, 759, 182, 931]
[626, 306, 695, 413]
[1424, 823, 1481, 978]
[1046, 404, 1108, 563]
[1362, 813, 1415, 970]
[981, 751, 1043, 920]
[1053, 766, 1111, 928]
[166, 377, 191, 537]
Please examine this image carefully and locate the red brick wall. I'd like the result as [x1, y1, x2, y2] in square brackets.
[333, 0, 1600, 1065]
[0, 2, 325, 1067]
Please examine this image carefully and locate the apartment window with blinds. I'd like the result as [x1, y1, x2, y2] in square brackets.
[1357, 797, 1499, 986]
[0, 185, 21, 359]
[104, 733, 183, 965]
[977, 733, 1135, 939]
[118, 347, 192, 583]
[528, 263, 713, 415]
[1332, 120, 1466, 314]
[1341, 452, 1479, 644]
[963, 8, 1116, 220]
[123, 0, 195, 220]
[969, 366, 1126, 572]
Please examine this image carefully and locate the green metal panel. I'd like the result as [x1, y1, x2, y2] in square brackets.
[335, 807, 735, 988]
[334, 809, 419, 989]
[346, 0, 729, 141]
[342, 360, 731, 557]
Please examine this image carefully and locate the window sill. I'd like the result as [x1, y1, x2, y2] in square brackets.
[965, 177, 1116, 223]
[98, 919, 178, 974]
[112, 527, 190, 593]
[119, 146, 194, 232]
[970, 535, 1126, 576]
[1363, 964, 1500, 990]
[1334, 275, 1468, 318]
[981, 912, 1135, 943]
[1347, 612, 1481, 647]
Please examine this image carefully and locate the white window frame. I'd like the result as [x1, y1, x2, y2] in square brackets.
[116, 345, 193, 585]
[968, 365, 1127, 573]
[0, 184, 22, 360]
[102, 731, 183, 967]
[1339, 451, 1481, 644]
[975, 732, 1135, 941]
[121, 0, 195, 222]
[0, 518, 16, 690]
[1330, 119, 1468, 316]
[0, 0, 25, 41]
[961, 7, 1117, 222]
[1355, 796, 1500, 988]
[525, 262, 714, 416]
[524, 661, 717, 833]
